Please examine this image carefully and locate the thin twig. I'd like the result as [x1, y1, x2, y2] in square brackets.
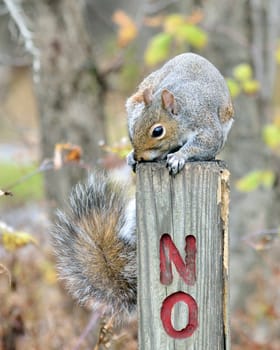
[71, 307, 105, 350]
[0, 263, 12, 287]
[4, 158, 92, 191]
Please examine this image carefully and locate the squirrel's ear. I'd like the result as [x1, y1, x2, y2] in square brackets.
[161, 89, 177, 114]
[143, 88, 153, 106]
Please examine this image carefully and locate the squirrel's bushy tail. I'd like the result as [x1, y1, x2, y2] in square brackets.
[51, 172, 137, 323]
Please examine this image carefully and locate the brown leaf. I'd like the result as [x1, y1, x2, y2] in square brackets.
[0, 263, 11, 286]
[65, 146, 82, 162]
[2, 230, 38, 252]
[186, 9, 204, 25]
[112, 10, 138, 47]
[54, 143, 83, 170]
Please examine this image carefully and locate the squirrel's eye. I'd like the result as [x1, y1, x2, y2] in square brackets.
[151, 125, 165, 138]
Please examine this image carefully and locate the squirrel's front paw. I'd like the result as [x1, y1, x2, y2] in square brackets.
[127, 151, 137, 172]
[166, 151, 186, 175]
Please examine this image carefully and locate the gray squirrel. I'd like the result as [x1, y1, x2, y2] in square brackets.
[51, 53, 233, 323]
[126, 52, 234, 174]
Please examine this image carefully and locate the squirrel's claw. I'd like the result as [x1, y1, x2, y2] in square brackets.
[166, 152, 186, 175]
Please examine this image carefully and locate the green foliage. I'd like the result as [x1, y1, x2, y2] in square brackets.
[175, 24, 207, 49]
[236, 170, 275, 192]
[262, 123, 280, 150]
[0, 163, 43, 205]
[120, 48, 141, 92]
[145, 33, 173, 66]
[226, 78, 241, 98]
[227, 63, 260, 98]
[233, 63, 253, 81]
[235, 109, 279, 195]
[144, 13, 208, 66]
[276, 45, 280, 64]
[100, 139, 132, 159]
[241, 79, 260, 95]
[163, 13, 185, 34]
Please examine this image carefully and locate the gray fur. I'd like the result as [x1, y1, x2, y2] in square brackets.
[51, 172, 137, 323]
[126, 53, 234, 175]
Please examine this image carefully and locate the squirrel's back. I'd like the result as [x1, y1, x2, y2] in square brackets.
[127, 53, 231, 120]
[138, 53, 222, 87]
[51, 172, 137, 323]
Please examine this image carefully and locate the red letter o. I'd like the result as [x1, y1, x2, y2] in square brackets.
[161, 291, 198, 339]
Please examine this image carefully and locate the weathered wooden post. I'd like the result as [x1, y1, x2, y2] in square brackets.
[136, 161, 230, 349]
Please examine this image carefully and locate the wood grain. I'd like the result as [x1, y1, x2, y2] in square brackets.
[136, 161, 230, 350]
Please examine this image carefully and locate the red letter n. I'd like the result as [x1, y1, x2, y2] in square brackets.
[160, 233, 196, 286]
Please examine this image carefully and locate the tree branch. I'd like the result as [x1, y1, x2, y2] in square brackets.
[3, 0, 40, 81]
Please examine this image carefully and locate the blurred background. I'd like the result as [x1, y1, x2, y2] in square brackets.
[0, 0, 280, 349]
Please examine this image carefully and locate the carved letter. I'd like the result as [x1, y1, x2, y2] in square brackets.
[160, 234, 196, 286]
[161, 291, 198, 338]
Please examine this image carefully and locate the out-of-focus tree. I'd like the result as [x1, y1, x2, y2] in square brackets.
[30, 0, 108, 208]
[1, 0, 109, 208]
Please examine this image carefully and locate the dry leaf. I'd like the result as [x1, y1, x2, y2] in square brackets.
[112, 10, 138, 47]
[186, 9, 204, 25]
[0, 263, 11, 286]
[2, 231, 38, 251]
[0, 222, 37, 252]
[54, 145, 63, 170]
[65, 146, 82, 162]
[54, 143, 83, 170]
